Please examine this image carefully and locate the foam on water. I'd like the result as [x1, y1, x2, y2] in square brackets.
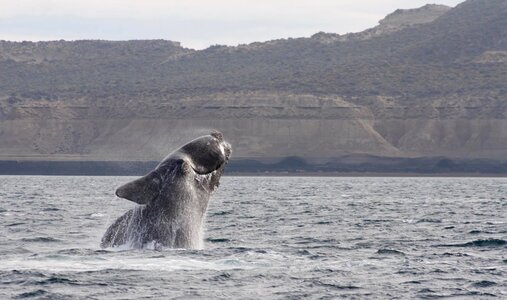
[0, 252, 256, 273]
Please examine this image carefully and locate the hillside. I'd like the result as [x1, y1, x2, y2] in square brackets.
[1, 0, 507, 170]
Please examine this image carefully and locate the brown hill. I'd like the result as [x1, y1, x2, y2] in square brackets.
[0, 0, 506, 167]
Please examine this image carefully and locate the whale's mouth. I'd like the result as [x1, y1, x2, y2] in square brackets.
[195, 168, 218, 178]
[191, 160, 226, 176]
[194, 167, 221, 192]
[221, 141, 232, 161]
[192, 166, 211, 175]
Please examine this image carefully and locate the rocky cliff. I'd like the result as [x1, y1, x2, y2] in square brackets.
[1, 0, 507, 166]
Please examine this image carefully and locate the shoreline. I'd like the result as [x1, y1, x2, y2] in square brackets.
[1, 172, 506, 178]
[1, 159, 507, 177]
[224, 172, 507, 177]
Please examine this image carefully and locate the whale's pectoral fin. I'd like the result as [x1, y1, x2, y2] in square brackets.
[115, 171, 161, 205]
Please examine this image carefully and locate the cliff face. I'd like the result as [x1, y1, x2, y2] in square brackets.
[1, 0, 507, 163]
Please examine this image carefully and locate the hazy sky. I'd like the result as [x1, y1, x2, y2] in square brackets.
[1, 0, 464, 49]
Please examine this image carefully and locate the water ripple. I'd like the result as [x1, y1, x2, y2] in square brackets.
[0, 176, 505, 299]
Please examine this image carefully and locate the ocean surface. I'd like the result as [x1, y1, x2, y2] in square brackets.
[0, 176, 505, 299]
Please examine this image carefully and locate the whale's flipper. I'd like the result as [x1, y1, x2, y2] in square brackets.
[115, 171, 161, 204]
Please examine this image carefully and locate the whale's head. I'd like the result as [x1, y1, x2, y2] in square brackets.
[115, 131, 232, 205]
[176, 131, 232, 193]
[179, 131, 232, 175]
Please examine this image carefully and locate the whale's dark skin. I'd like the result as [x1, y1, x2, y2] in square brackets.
[101, 132, 231, 249]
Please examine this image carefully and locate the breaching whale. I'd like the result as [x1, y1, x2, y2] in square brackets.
[101, 132, 232, 249]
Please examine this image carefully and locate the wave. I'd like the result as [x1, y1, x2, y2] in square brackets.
[435, 239, 506, 248]
[6, 222, 26, 227]
[34, 276, 78, 286]
[20, 237, 61, 243]
[206, 238, 231, 243]
[376, 249, 405, 256]
[56, 248, 111, 256]
[211, 211, 232, 216]
[416, 218, 442, 224]
[41, 207, 60, 212]
[472, 280, 496, 288]
[15, 289, 47, 299]
[313, 280, 360, 290]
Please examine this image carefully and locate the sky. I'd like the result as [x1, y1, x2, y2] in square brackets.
[1, 0, 464, 49]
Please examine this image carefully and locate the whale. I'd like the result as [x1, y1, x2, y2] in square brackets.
[101, 131, 232, 249]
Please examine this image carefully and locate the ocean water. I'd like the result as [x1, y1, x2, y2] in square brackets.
[0, 176, 505, 299]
